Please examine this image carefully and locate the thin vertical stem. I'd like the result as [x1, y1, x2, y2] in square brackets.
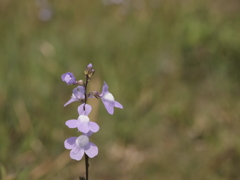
[83, 76, 89, 111]
[85, 153, 89, 180]
[83, 75, 89, 180]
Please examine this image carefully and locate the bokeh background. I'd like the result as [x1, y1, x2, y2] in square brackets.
[1, 0, 240, 179]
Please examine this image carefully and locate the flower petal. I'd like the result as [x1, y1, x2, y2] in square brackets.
[78, 104, 84, 114]
[61, 72, 76, 85]
[64, 97, 78, 107]
[64, 137, 77, 150]
[89, 122, 99, 133]
[78, 104, 92, 116]
[70, 146, 84, 161]
[78, 122, 89, 133]
[73, 86, 85, 99]
[87, 63, 92, 68]
[102, 100, 114, 115]
[101, 81, 109, 95]
[65, 119, 79, 128]
[84, 142, 98, 158]
[114, 101, 123, 109]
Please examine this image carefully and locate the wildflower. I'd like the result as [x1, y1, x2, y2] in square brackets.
[64, 135, 98, 161]
[64, 86, 85, 107]
[65, 104, 99, 133]
[61, 72, 77, 85]
[100, 81, 123, 115]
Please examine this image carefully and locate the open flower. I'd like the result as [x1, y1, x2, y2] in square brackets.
[61, 72, 76, 85]
[64, 86, 85, 106]
[64, 135, 98, 161]
[65, 104, 99, 133]
[100, 81, 123, 115]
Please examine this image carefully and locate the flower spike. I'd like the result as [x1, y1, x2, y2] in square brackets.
[62, 63, 123, 170]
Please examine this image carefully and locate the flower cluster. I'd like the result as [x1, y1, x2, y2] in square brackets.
[62, 63, 123, 161]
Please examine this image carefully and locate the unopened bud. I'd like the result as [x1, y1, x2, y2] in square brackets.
[76, 80, 84, 85]
[84, 69, 89, 75]
[88, 69, 95, 80]
[87, 63, 92, 68]
[84, 63, 93, 76]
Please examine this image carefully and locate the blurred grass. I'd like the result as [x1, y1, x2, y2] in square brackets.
[1, 0, 240, 179]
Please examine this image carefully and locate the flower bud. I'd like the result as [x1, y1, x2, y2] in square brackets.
[84, 63, 95, 80]
[88, 69, 95, 80]
[84, 63, 93, 76]
[76, 80, 84, 85]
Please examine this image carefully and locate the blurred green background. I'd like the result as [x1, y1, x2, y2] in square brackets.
[1, 0, 240, 179]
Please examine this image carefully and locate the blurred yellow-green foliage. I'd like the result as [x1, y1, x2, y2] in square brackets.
[1, 0, 240, 179]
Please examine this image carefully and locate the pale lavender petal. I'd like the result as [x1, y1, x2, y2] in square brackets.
[87, 63, 92, 68]
[70, 146, 84, 161]
[64, 97, 77, 107]
[64, 137, 77, 150]
[78, 104, 84, 115]
[65, 119, 78, 128]
[89, 122, 99, 133]
[73, 86, 85, 99]
[61, 72, 76, 85]
[78, 104, 92, 116]
[61, 73, 67, 81]
[102, 100, 114, 115]
[101, 81, 109, 94]
[114, 101, 123, 109]
[84, 104, 92, 116]
[84, 142, 98, 158]
[78, 122, 90, 133]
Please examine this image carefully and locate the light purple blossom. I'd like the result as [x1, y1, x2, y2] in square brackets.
[100, 81, 123, 115]
[64, 135, 98, 161]
[65, 104, 99, 133]
[64, 86, 85, 107]
[61, 72, 76, 85]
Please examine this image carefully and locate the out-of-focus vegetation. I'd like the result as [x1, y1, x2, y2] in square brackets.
[1, 0, 240, 179]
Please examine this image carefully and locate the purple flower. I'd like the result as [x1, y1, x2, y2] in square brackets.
[65, 104, 99, 133]
[64, 86, 85, 106]
[64, 135, 98, 161]
[61, 72, 77, 85]
[100, 81, 123, 115]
